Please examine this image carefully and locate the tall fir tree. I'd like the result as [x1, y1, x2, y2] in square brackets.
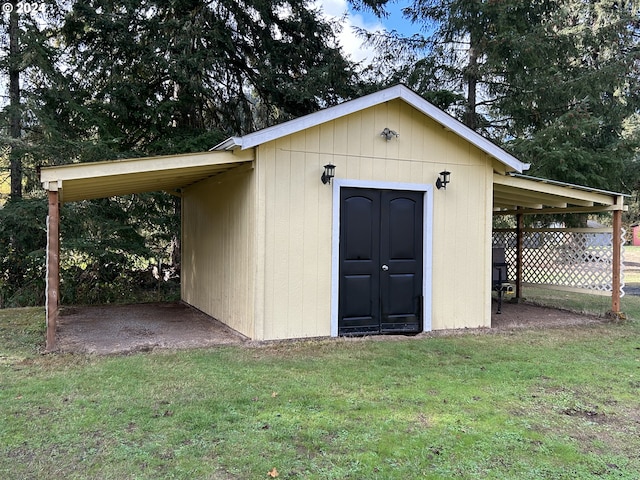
[0, 0, 64, 197]
[501, 0, 640, 190]
[57, 0, 361, 158]
[360, 0, 640, 192]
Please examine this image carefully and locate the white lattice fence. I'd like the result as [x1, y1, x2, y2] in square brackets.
[493, 228, 625, 295]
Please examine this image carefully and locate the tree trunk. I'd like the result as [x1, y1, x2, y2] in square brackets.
[170, 196, 181, 273]
[464, 32, 479, 131]
[9, 3, 22, 199]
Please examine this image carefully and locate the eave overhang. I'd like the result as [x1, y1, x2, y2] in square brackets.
[493, 173, 628, 215]
[41, 149, 255, 203]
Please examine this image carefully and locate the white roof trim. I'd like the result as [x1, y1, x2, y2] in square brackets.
[211, 136, 243, 151]
[508, 173, 630, 198]
[211, 84, 530, 173]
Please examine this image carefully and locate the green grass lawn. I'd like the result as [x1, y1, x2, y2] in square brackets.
[1, 303, 640, 479]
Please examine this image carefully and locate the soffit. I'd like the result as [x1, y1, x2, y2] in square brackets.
[493, 174, 627, 214]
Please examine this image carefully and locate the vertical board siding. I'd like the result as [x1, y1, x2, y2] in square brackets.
[182, 167, 256, 338]
[259, 128, 333, 340]
[258, 99, 494, 340]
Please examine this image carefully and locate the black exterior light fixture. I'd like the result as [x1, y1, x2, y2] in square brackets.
[321, 163, 336, 185]
[436, 170, 451, 190]
[380, 127, 399, 141]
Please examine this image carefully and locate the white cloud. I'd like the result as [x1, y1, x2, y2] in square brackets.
[314, 0, 384, 65]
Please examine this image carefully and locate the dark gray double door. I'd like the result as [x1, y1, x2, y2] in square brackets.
[338, 188, 424, 335]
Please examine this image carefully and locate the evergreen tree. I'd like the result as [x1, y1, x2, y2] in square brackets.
[57, 0, 360, 157]
[361, 0, 640, 192]
[0, 0, 64, 197]
[501, 0, 640, 190]
[7, 2, 20, 199]
[0, 1, 67, 305]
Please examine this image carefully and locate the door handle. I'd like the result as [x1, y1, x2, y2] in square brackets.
[381, 264, 389, 271]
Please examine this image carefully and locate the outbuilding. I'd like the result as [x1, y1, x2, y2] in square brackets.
[41, 85, 626, 350]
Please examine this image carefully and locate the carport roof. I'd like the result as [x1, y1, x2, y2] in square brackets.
[493, 173, 627, 214]
[40, 150, 254, 203]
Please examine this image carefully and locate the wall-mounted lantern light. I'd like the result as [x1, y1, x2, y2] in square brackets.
[380, 128, 399, 141]
[436, 170, 451, 190]
[321, 163, 336, 185]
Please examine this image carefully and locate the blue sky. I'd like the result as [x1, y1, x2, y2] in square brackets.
[318, 0, 423, 65]
[353, 1, 418, 34]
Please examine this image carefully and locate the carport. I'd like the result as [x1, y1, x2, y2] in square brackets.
[492, 173, 627, 314]
[41, 149, 254, 352]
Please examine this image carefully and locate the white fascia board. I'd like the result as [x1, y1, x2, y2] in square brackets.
[39, 150, 251, 182]
[238, 87, 404, 150]
[214, 84, 530, 173]
[211, 136, 243, 151]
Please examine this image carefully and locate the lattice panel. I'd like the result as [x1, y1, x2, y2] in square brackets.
[492, 229, 625, 295]
[493, 231, 518, 280]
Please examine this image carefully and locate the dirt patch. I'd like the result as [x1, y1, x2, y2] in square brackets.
[56, 302, 247, 354]
[54, 299, 610, 355]
[490, 299, 606, 330]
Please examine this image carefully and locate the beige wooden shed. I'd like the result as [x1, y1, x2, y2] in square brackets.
[40, 85, 626, 350]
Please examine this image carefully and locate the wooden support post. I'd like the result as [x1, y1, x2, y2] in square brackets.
[516, 212, 524, 300]
[611, 208, 622, 316]
[46, 189, 60, 352]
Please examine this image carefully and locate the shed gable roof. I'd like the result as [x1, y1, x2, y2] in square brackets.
[213, 84, 530, 174]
